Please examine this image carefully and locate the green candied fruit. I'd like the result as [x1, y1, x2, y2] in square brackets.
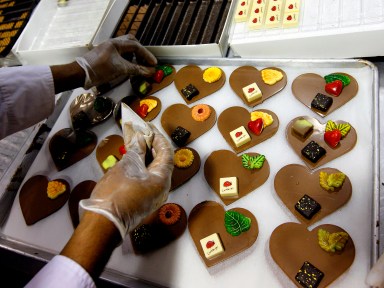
[324, 73, 351, 87]
[224, 210, 251, 236]
[157, 65, 173, 76]
[241, 154, 265, 170]
[317, 228, 349, 253]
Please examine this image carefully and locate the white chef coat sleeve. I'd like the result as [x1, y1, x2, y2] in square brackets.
[25, 255, 96, 288]
[0, 65, 55, 139]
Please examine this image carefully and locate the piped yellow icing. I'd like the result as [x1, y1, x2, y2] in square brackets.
[203, 67, 222, 83]
[47, 180, 66, 199]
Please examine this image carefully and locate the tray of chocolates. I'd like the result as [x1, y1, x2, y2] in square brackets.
[1, 58, 379, 288]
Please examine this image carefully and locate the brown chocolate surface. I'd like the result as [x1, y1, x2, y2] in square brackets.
[286, 116, 357, 169]
[19, 175, 70, 226]
[171, 147, 201, 192]
[188, 201, 259, 267]
[218, 107, 279, 154]
[95, 135, 125, 173]
[68, 180, 96, 228]
[269, 222, 355, 288]
[49, 128, 97, 171]
[204, 150, 270, 206]
[291, 72, 359, 117]
[274, 164, 352, 226]
[174, 65, 226, 104]
[229, 66, 287, 107]
[161, 104, 216, 146]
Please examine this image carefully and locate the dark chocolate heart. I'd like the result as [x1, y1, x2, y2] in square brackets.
[19, 175, 70, 225]
[171, 147, 200, 191]
[274, 164, 352, 226]
[270, 222, 355, 288]
[229, 66, 287, 107]
[204, 150, 270, 206]
[49, 128, 97, 171]
[68, 180, 96, 228]
[292, 72, 358, 117]
[188, 201, 259, 267]
[96, 135, 125, 173]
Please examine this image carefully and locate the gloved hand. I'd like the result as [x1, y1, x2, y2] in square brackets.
[79, 124, 173, 239]
[76, 34, 157, 89]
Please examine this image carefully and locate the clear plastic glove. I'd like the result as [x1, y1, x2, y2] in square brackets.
[79, 124, 173, 239]
[366, 252, 384, 288]
[76, 34, 157, 89]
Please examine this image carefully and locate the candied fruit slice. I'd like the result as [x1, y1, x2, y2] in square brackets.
[47, 180, 66, 199]
[261, 69, 283, 85]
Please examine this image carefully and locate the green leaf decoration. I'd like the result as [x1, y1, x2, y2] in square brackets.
[241, 154, 265, 170]
[325, 120, 337, 132]
[336, 123, 351, 137]
[224, 211, 251, 236]
[317, 228, 349, 253]
[324, 74, 351, 87]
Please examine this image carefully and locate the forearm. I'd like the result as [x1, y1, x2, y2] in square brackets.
[60, 211, 121, 279]
[50, 61, 86, 94]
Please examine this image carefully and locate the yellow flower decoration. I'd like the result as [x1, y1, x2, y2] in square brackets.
[203, 67, 222, 83]
[140, 99, 158, 113]
[174, 149, 194, 168]
[250, 111, 274, 127]
[47, 180, 66, 199]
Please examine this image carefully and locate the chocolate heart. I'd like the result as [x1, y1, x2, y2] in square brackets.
[171, 147, 200, 191]
[174, 65, 226, 104]
[218, 107, 279, 154]
[188, 201, 259, 267]
[161, 104, 216, 146]
[325, 80, 343, 96]
[269, 222, 355, 288]
[229, 66, 287, 107]
[274, 164, 352, 225]
[292, 72, 358, 117]
[68, 180, 96, 228]
[96, 135, 125, 173]
[19, 175, 70, 225]
[204, 150, 270, 206]
[49, 128, 97, 171]
[286, 116, 357, 169]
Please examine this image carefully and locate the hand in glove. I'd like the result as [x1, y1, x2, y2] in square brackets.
[76, 34, 157, 89]
[80, 124, 173, 239]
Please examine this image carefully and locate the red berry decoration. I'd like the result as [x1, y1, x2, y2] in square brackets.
[288, 4, 293, 9]
[248, 87, 255, 93]
[137, 104, 149, 118]
[253, 18, 258, 23]
[255, 8, 260, 13]
[241, 1, 245, 5]
[224, 181, 232, 187]
[287, 15, 292, 21]
[248, 118, 264, 135]
[119, 145, 127, 155]
[270, 16, 275, 21]
[325, 80, 343, 96]
[239, 11, 243, 15]
[324, 130, 342, 148]
[271, 6, 276, 11]
[153, 70, 164, 83]
[235, 131, 243, 137]
[206, 241, 215, 249]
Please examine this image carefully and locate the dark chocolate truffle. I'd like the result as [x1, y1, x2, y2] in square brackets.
[301, 141, 326, 163]
[171, 126, 191, 147]
[295, 261, 324, 288]
[295, 194, 321, 220]
[181, 84, 199, 100]
[311, 93, 333, 112]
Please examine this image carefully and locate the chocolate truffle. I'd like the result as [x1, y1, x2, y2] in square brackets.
[295, 194, 321, 220]
[311, 93, 333, 112]
[295, 261, 324, 288]
[171, 126, 191, 147]
[181, 84, 199, 101]
[301, 141, 326, 163]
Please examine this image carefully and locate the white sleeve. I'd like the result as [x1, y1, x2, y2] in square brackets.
[0, 65, 55, 139]
[25, 255, 96, 288]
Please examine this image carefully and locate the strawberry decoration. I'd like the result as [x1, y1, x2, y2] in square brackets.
[324, 120, 351, 148]
[248, 118, 264, 135]
[206, 241, 215, 249]
[137, 104, 149, 118]
[235, 131, 243, 137]
[325, 80, 343, 97]
[324, 130, 342, 148]
[224, 181, 232, 187]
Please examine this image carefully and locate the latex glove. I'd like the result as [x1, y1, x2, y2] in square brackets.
[366, 252, 384, 287]
[76, 34, 157, 89]
[79, 124, 173, 239]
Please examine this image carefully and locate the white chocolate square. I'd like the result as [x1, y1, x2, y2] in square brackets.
[234, 7, 248, 22]
[284, 0, 300, 12]
[282, 12, 299, 28]
[265, 12, 281, 28]
[229, 126, 251, 148]
[200, 233, 224, 260]
[248, 3, 265, 29]
[253, 0, 266, 5]
[242, 82, 262, 102]
[220, 177, 239, 198]
[267, 1, 282, 14]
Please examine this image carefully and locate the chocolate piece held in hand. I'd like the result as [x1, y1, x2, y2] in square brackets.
[171, 126, 191, 147]
[295, 194, 321, 220]
[295, 261, 324, 288]
[181, 84, 199, 101]
[311, 93, 333, 112]
[301, 141, 326, 163]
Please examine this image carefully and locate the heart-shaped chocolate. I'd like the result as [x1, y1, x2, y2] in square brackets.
[96, 135, 125, 173]
[161, 104, 216, 146]
[68, 180, 96, 228]
[19, 175, 71, 225]
[171, 147, 200, 191]
[188, 201, 258, 267]
[174, 65, 226, 104]
[292, 72, 358, 117]
[49, 128, 97, 171]
[269, 222, 355, 288]
[204, 150, 270, 205]
[274, 164, 352, 225]
[218, 107, 279, 154]
[286, 116, 357, 169]
[229, 66, 287, 107]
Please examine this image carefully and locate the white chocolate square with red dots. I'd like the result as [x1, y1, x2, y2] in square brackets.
[242, 82, 262, 102]
[248, 14, 264, 29]
[282, 12, 299, 28]
[200, 233, 225, 260]
[267, 0, 282, 13]
[235, 7, 249, 22]
[229, 126, 251, 147]
[284, 0, 300, 12]
[220, 177, 239, 198]
[265, 12, 281, 28]
[253, 0, 266, 5]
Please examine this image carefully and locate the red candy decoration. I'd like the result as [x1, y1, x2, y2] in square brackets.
[288, 4, 293, 9]
[224, 181, 232, 187]
[248, 118, 264, 135]
[137, 104, 149, 118]
[248, 87, 255, 93]
[235, 131, 243, 137]
[206, 241, 215, 249]
[324, 130, 342, 148]
[270, 16, 275, 21]
[153, 70, 164, 83]
[287, 15, 292, 21]
[119, 145, 127, 155]
[325, 80, 343, 96]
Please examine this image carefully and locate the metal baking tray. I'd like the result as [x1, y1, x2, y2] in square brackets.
[0, 58, 380, 287]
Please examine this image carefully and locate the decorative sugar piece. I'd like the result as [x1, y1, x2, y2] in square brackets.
[203, 67, 222, 83]
[174, 148, 194, 168]
[317, 228, 349, 253]
[250, 111, 274, 127]
[181, 84, 199, 101]
[319, 171, 346, 191]
[241, 154, 265, 169]
[171, 126, 191, 147]
[200, 233, 225, 260]
[301, 141, 326, 163]
[242, 82, 262, 102]
[102, 155, 118, 170]
[140, 99, 158, 113]
[261, 69, 283, 85]
[229, 126, 251, 148]
[153, 69, 164, 83]
[282, 12, 299, 28]
[47, 181, 66, 199]
[157, 65, 173, 76]
[324, 73, 351, 87]
[292, 118, 313, 138]
[219, 177, 239, 198]
[131, 76, 152, 97]
[191, 104, 211, 121]
[311, 93, 333, 112]
[295, 261, 324, 288]
[224, 210, 251, 236]
[295, 194, 321, 220]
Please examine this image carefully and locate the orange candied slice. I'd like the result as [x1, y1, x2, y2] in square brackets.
[158, 203, 182, 225]
[203, 67, 222, 83]
[47, 180, 66, 199]
[191, 104, 211, 121]
[174, 148, 194, 168]
[261, 69, 283, 85]
[250, 111, 273, 127]
[139, 99, 157, 113]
